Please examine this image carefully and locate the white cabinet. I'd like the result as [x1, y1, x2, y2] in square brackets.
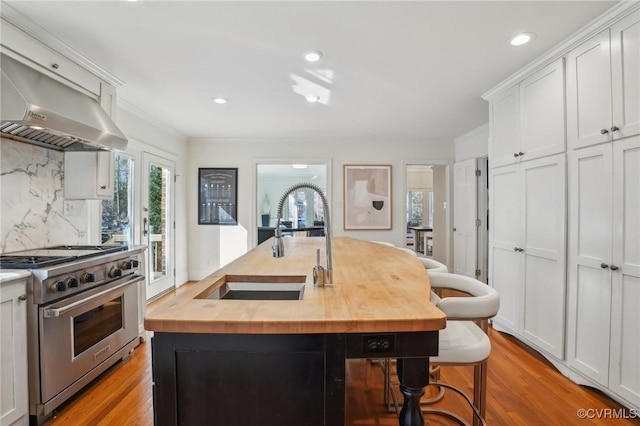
[64, 151, 115, 200]
[567, 136, 640, 408]
[489, 58, 565, 168]
[567, 10, 640, 149]
[489, 154, 566, 359]
[0, 17, 101, 96]
[0, 273, 29, 426]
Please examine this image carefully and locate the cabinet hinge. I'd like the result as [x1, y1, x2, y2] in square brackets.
[475, 269, 481, 277]
[173, 221, 176, 229]
[475, 169, 481, 177]
[174, 175, 177, 183]
[476, 219, 481, 226]
[173, 268, 176, 277]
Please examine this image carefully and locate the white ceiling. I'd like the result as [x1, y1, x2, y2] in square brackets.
[3, 1, 616, 142]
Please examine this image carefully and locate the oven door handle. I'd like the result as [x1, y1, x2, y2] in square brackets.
[43, 275, 144, 318]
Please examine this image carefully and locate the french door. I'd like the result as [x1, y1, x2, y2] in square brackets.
[141, 152, 175, 300]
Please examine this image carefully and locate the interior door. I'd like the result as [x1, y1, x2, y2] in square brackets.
[142, 152, 175, 300]
[453, 158, 478, 278]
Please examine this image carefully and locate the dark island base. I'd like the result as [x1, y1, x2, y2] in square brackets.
[152, 331, 438, 426]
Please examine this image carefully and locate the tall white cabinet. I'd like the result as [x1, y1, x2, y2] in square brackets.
[490, 155, 566, 359]
[484, 2, 639, 413]
[567, 136, 640, 407]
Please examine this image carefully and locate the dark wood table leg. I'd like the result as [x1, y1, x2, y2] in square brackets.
[396, 357, 430, 426]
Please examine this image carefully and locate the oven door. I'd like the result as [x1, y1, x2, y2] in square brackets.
[38, 274, 143, 403]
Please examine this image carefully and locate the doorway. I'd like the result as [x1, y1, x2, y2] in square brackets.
[403, 162, 451, 268]
[142, 152, 175, 300]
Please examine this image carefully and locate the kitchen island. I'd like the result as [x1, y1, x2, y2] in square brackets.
[145, 237, 446, 426]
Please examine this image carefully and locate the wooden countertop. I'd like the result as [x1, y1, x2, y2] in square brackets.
[144, 237, 446, 334]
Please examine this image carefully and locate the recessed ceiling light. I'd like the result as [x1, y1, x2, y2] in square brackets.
[509, 32, 536, 46]
[304, 51, 323, 62]
[212, 97, 228, 104]
[305, 95, 320, 103]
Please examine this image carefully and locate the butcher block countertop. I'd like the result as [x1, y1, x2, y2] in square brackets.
[145, 237, 446, 334]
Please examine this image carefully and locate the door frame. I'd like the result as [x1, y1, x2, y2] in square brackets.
[141, 151, 176, 300]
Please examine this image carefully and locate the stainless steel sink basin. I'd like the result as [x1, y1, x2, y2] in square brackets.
[196, 275, 306, 300]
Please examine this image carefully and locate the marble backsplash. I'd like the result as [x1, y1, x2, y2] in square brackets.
[0, 138, 88, 253]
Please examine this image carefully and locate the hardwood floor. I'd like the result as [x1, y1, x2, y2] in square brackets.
[43, 326, 638, 426]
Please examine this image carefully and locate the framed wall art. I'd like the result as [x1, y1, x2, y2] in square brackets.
[198, 168, 238, 225]
[343, 164, 391, 230]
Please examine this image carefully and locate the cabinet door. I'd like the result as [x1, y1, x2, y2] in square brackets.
[489, 165, 523, 331]
[520, 58, 566, 161]
[520, 154, 566, 358]
[567, 30, 613, 149]
[0, 279, 28, 426]
[489, 86, 520, 168]
[609, 136, 640, 406]
[96, 151, 114, 198]
[64, 151, 114, 199]
[567, 144, 613, 385]
[611, 10, 640, 139]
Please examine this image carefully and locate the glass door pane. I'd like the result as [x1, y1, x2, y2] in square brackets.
[142, 153, 175, 300]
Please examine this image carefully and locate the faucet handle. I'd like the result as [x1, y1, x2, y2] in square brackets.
[313, 265, 326, 287]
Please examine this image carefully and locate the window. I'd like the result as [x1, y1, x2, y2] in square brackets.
[101, 154, 134, 245]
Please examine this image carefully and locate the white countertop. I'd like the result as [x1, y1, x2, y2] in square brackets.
[0, 270, 32, 284]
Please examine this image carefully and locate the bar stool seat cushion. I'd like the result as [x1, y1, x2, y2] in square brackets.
[431, 320, 490, 365]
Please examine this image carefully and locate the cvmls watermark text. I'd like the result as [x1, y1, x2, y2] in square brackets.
[577, 408, 638, 419]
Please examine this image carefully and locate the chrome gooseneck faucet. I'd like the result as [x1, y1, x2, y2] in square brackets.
[272, 182, 333, 285]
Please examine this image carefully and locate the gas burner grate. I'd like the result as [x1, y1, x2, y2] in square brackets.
[0, 255, 72, 269]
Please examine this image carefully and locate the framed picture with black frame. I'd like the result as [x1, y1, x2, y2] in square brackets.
[198, 168, 238, 225]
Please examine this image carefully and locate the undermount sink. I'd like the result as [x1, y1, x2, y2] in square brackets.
[196, 274, 306, 301]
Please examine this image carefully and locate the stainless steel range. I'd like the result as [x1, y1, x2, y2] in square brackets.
[0, 245, 146, 425]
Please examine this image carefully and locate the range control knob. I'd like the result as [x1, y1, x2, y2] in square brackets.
[108, 267, 123, 278]
[80, 272, 96, 283]
[66, 277, 79, 288]
[122, 259, 139, 270]
[50, 280, 67, 292]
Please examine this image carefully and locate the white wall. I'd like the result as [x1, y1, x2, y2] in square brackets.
[454, 123, 488, 162]
[116, 105, 189, 287]
[187, 137, 454, 280]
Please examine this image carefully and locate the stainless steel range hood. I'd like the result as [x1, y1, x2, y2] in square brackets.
[1, 53, 128, 151]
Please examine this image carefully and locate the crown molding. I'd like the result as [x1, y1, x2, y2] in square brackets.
[482, 1, 640, 101]
[454, 123, 489, 145]
[117, 98, 186, 139]
[0, 1, 124, 87]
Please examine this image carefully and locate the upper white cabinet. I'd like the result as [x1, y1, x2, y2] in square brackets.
[489, 58, 565, 168]
[489, 154, 567, 359]
[567, 136, 640, 408]
[64, 151, 115, 200]
[0, 273, 29, 426]
[0, 18, 101, 96]
[489, 86, 520, 168]
[567, 10, 640, 149]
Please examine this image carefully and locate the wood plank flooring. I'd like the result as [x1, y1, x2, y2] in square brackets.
[43, 325, 638, 426]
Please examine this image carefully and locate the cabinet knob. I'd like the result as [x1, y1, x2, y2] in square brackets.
[513, 247, 524, 252]
[610, 126, 619, 132]
[514, 153, 520, 157]
[610, 265, 619, 271]
[51, 63, 59, 69]
[601, 263, 609, 269]
[518, 151, 524, 156]
[100, 185, 107, 190]
[600, 128, 609, 135]
[18, 294, 27, 301]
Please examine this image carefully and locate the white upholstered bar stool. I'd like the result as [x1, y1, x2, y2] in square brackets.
[396, 247, 417, 256]
[385, 272, 499, 426]
[371, 240, 395, 247]
[418, 257, 448, 273]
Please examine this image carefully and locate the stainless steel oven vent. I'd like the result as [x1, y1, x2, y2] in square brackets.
[0, 53, 127, 151]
